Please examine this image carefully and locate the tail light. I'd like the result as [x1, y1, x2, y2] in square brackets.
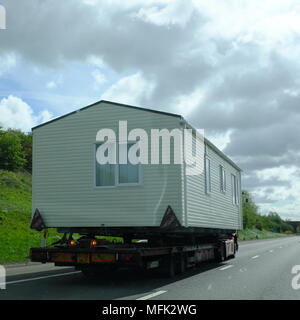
[90, 240, 97, 247]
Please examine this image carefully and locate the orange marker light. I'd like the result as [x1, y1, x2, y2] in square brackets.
[70, 240, 76, 246]
[91, 240, 97, 247]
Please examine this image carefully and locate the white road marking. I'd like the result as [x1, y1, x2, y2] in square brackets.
[5, 271, 81, 285]
[252, 255, 259, 259]
[137, 290, 167, 300]
[219, 265, 233, 271]
[207, 284, 212, 290]
[269, 250, 274, 253]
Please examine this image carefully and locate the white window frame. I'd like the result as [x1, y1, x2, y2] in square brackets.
[94, 142, 117, 188]
[117, 141, 142, 187]
[231, 174, 239, 205]
[94, 142, 142, 188]
[205, 156, 211, 194]
[220, 165, 226, 193]
[236, 175, 240, 205]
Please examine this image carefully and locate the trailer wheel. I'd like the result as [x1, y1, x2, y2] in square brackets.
[168, 256, 175, 278]
[160, 255, 175, 278]
[179, 254, 186, 274]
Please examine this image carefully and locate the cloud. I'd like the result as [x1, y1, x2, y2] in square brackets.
[92, 70, 107, 90]
[46, 81, 57, 89]
[46, 75, 63, 90]
[134, 0, 194, 27]
[173, 88, 205, 118]
[206, 130, 233, 152]
[0, 95, 52, 132]
[251, 166, 300, 218]
[101, 72, 155, 106]
[0, 53, 17, 76]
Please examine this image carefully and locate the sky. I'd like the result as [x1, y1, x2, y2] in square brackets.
[0, 0, 299, 220]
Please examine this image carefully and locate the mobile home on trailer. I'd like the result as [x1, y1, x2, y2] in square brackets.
[30, 100, 242, 276]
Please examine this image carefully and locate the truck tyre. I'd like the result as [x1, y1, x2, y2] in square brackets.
[160, 255, 175, 278]
[168, 256, 175, 278]
[179, 254, 186, 274]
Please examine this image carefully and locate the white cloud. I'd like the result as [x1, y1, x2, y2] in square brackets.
[134, 0, 194, 27]
[193, 0, 300, 51]
[46, 81, 57, 89]
[87, 55, 106, 68]
[0, 54, 17, 76]
[173, 88, 205, 117]
[101, 72, 155, 106]
[46, 75, 63, 90]
[206, 130, 233, 151]
[253, 166, 300, 219]
[39, 109, 53, 124]
[0, 95, 52, 132]
[92, 69, 107, 90]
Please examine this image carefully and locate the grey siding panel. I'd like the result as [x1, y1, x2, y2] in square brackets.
[185, 137, 242, 230]
[33, 102, 183, 228]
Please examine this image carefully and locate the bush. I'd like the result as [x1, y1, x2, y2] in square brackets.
[0, 128, 32, 172]
[0, 131, 26, 171]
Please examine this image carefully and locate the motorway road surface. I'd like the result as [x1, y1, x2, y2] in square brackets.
[1, 236, 300, 300]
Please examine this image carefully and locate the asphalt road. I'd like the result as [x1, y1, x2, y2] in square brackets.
[1, 236, 300, 300]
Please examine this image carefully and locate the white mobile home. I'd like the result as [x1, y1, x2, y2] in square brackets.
[32, 100, 242, 235]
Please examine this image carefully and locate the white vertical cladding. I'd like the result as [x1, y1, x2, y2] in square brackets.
[186, 139, 242, 230]
[32, 102, 183, 228]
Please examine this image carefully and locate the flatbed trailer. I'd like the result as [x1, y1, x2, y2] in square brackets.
[30, 233, 238, 277]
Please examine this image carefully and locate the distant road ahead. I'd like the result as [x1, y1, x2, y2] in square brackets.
[1, 236, 300, 300]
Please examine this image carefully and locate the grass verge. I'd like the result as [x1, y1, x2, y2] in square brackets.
[238, 228, 290, 241]
[0, 170, 59, 263]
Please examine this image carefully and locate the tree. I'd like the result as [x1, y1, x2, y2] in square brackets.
[0, 130, 26, 171]
[19, 132, 32, 172]
[242, 190, 259, 229]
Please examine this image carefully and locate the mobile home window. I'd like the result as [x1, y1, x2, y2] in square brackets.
[236, 177, 240, 205]
[220, 166, 226, 193]
[205, 157, 211, 194]
[119, 143, 140, 184]
[231, 174, 238, 205]
[95, 143, 116, 187]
